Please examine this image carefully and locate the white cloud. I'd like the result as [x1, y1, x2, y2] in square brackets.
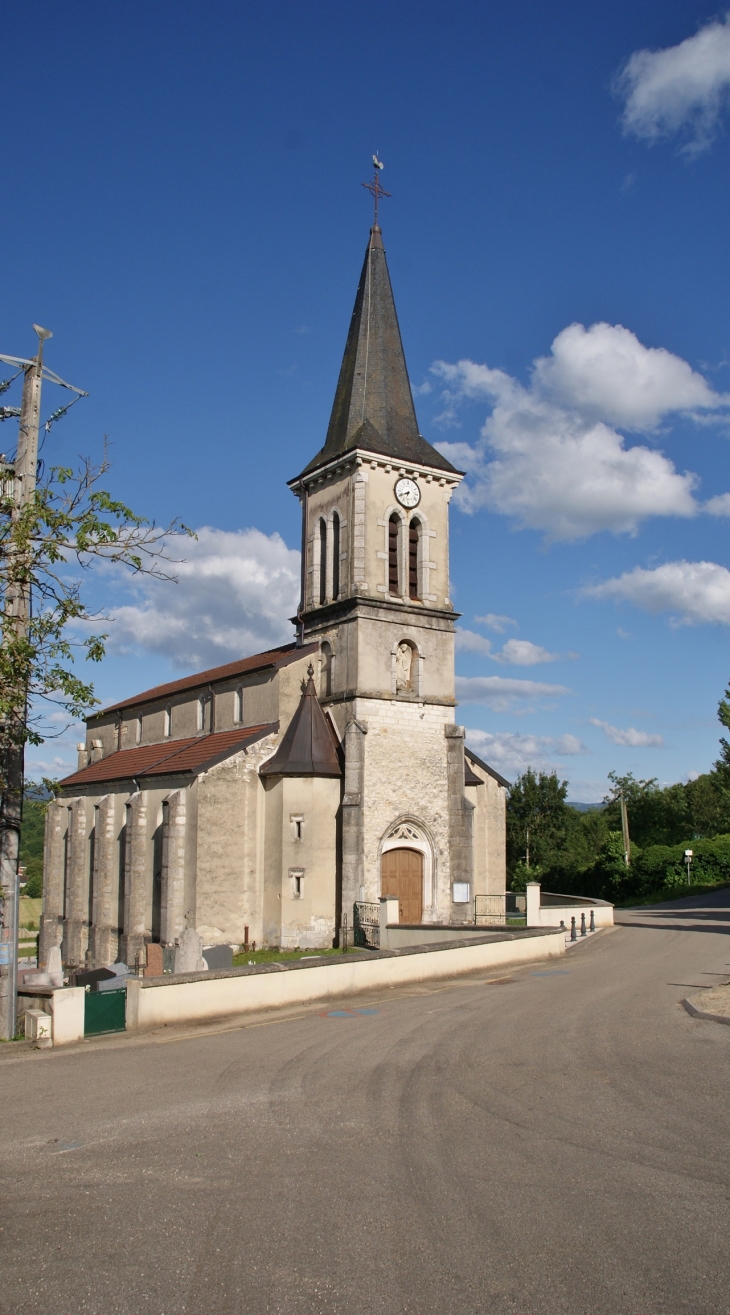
[431, 321, 726, 540]
[456, 631, 562, 664]
[456, 675, 571, 712]
[705, 492, 730, 516]
[106, 526, 300, 669]
[616, 13, 730, 155]
[585, 559, 730, 626]
[497, 638, 561, 666]
[534, 322, 723, 430]
[556, 734, 587, 755]
[590, 718, 664, 748]
[466, 727, 588, 778]
[473, 612, 518, 632]
[455, 628, 494, 657]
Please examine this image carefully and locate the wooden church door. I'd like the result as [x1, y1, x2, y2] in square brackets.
[381, 848, 423, 924]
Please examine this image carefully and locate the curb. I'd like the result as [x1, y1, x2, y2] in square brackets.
[682, 995, 730, 1026]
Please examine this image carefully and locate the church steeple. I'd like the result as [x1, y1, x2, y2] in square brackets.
[300, 226, 458, 478]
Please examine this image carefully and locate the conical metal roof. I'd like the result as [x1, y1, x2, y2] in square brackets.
[299, 227, 459, 478]
[259, 668, 342, 777]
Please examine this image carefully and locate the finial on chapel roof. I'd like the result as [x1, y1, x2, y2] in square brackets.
[307, 663, 314, 679]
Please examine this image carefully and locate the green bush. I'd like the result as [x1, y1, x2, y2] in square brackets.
[633, 834, 730, 895]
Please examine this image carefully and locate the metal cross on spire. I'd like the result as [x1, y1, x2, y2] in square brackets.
[362, 154, 391, 227]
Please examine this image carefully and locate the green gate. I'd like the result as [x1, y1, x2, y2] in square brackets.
[84, 987, 127, 1036]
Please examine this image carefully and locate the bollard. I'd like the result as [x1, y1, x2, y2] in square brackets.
[589, 910, 595, 933]
[580, 912, 587, 937]
[570, 916, 577, 942]
[559, 919, 565, 931]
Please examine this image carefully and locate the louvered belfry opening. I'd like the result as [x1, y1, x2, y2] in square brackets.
[408, 519, 420, 599]
[318, 519, 327, 605]
[332, 512, 340, 600]
[388, 514, 400, 594]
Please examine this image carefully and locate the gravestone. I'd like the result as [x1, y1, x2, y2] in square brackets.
[144, 943, 164, 977]
[174, 927, 208, 974]
[202, 944, 233, 972]
[75, 966, 116, 990]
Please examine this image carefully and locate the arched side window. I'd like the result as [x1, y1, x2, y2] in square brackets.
[318, 518, 327, 605]
[388, 513, 400, 595]
[331, 512, 340, 601]
[409, 519, 420, 599]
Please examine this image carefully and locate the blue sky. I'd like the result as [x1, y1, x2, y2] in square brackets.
[2, 0, 730, 799]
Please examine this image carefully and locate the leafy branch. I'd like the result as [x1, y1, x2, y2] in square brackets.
[0, 446, 192, 763]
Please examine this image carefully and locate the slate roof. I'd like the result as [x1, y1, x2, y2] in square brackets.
[259, 670, 342, 777]
[60, 723, 277, 789]
[90, 642, 317, 718]
[296, 227, 459, 479]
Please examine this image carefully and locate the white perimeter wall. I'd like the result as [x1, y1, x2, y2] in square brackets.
[126, 931, 565, 1031]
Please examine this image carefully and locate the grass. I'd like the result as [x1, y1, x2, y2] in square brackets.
[19, 896, 42, 931]
[618, 880, 730, 907]
[231, 945, 369, 967]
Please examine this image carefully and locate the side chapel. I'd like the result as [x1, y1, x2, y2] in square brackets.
[39, 220, 508, 967]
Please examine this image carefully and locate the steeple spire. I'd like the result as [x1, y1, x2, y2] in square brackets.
[299, 227, 458, 478]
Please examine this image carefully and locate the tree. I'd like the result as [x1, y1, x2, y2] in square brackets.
[506, 769, 571, 883]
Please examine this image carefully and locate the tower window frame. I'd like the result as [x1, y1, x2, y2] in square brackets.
[408, 518, 421, 600]
[318, 518, 327, 605]
[388, 513, 401, 595]
[331, 511, 340, 601]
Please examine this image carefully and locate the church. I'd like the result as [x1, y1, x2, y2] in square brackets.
[39, 218, 508, 968]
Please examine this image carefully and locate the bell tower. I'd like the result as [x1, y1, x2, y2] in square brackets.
[288, 223, 470, 923]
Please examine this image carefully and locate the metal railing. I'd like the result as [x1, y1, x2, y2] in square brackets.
[474, 893, 526, 926]
[353, 902, 380, 949]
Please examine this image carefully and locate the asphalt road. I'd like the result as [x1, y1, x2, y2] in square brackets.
[2, 894, 730, 1315]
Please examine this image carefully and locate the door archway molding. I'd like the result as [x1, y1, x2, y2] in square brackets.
[379, 816, 436, 917]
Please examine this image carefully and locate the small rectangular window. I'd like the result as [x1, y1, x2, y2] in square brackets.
[235, 686, 244, 724]
[290, 867, 305, 898]
[135, 716, 142, 744]
[164, 707, 171, 738]
[290, 815, 304, 842]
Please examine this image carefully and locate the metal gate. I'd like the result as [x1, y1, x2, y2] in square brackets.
[474, 893, 526, 926]
[353, 902, 380, 948]
[84, 987, 126, 1036]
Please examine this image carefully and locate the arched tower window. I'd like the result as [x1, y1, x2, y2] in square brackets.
[409, 519, 420, 599]
[318, 518, 327, 605]
[388, 513, 400, 595]
[331, 512, 340, 601]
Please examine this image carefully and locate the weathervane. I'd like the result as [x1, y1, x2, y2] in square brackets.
[362, 154, 391, 226]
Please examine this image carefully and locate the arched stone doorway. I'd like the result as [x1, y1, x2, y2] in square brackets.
[381, 848, 423, 924]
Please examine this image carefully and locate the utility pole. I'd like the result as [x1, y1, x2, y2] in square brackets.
[0, 328, 86, 1041]
[620, 789, 631, 868]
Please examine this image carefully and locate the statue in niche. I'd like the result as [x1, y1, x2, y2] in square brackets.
[395, 642, 413, 692]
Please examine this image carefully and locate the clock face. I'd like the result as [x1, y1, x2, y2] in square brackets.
[394, 477, 421, 509]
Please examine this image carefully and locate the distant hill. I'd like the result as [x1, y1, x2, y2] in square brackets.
[567, 802, 604, 813]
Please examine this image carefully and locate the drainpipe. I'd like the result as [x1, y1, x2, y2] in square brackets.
[207, 684, 215, 735]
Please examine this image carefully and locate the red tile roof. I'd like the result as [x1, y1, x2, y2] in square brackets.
[60, 723, 277, 789]
[90, 642, 317, 717]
